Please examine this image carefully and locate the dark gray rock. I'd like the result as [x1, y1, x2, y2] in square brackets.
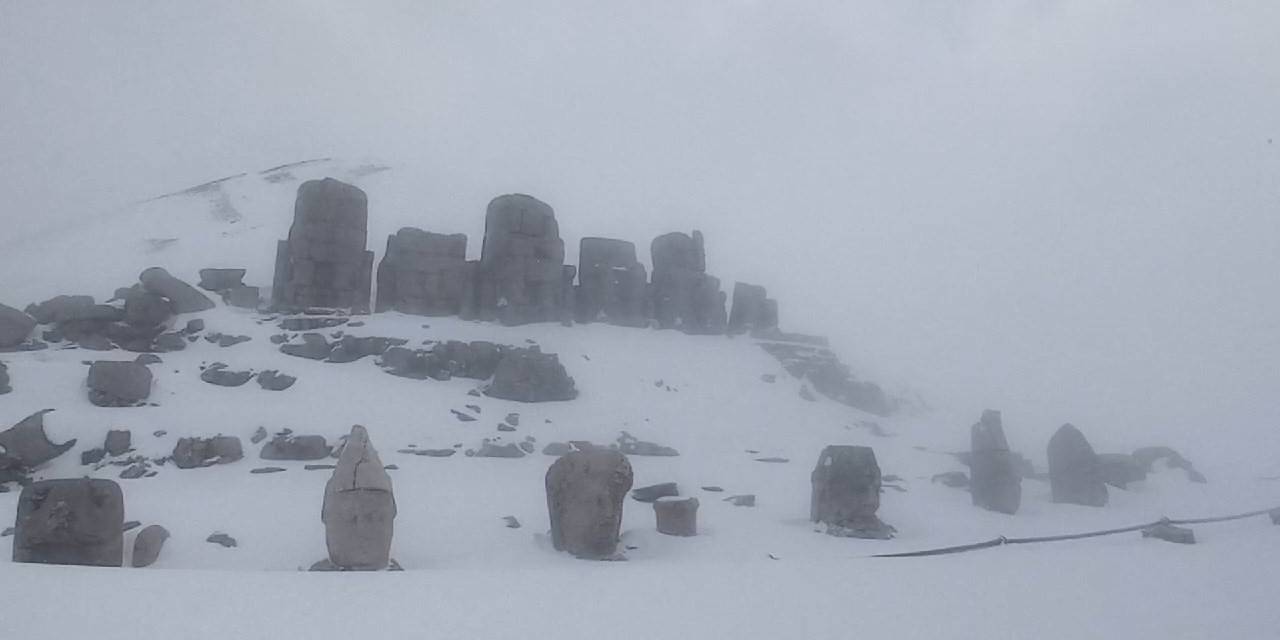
[13, 479, 124, 567]
[206, 532, 237, 548]
[545, 449, 633, 559]
[198, 268, 247, 292]
[200, 363, 254, 387]
[261, 434, 330, 460]
[251, 426, 269, 444]
[271, 178, 373, 313]
[134, 354, 162, 365]
[104, 429, 132, 456]
[485, 348, 577, 402]
[152, 332, 187, 352]
[575, 237, 648, 327]
[119, 464, 148, 479]
[654, 497, 698, 537]
[701, 486, 724, 492]
[1097, 453, 1148, 489]
[123, 290, 172, 328]
[1270, 508, 1279, 525]
[184, 318, 205, 334]
[1048, 424, 1108, 507]
[0, 361, 9, 394]
[323, 425, 396, 570]
[0, 409, 76, 467]
[632, 482, 679, 503]
[256, 370, 297, 391]
[451, 409, 477, 423]
[727, 282, 778, 335]
[87, 361, 153, 407]
[755, 457, 790, 463]
[206, 333, 252, 348]
[1142, 523, 1196, 544]
[250, 467, 287, 474]
[542, 442, 573, 456]
[503, 516, 521, 529]
[325, 335, 406, 363]
[139, 267, 215, 313]
[475, 194, 567, 325]
[82, 448, 107, 466]
[172, 436, 243, 469]
[505, 413, 520, 426]
[811, 445, 894, 539]
[131, 524, 170, 567]
[281, 333, 332, 360]
[0, 303, 37, 348]
[223, 286, 260, 309]
[376, 228, 473, 316]
[122, 520, 142, 532]
[24, 295, 96, 324]
[650, 231, 726, 335]
[969, 410, 1022, 514]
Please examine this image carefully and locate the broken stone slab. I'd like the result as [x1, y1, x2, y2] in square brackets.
[969, 410, 1022, 515]
[631, 482, 679, 503]
[251, 426, 269, 444]
[616, 432, 679, 457]
[123, 290, 173, 328]
[206, 532, 237, 548]
[139, 267, 215, 313]
[542, 442, 573, 456]
[23, 295, 96, 324]
[654, 497, 698, 537]
[131, 524, 170, 567]
[134, 353, 162, 365]
[87, 361, 153, 407]
[119, 464, 148, 479]
[171, 436, 243, 469]
[575, 237, 648, 327]
[725, 494, 756, 507]
[82, 448, 107, 465]
[261, 434, 331, 460]
[375, 228, 472, 316]
[1048, 424, 1108, 507]
[199, 363, 254, 387]
[0, 409, 77, 467]
[545, 449, 633, 560]
[1097, 453, 1148, 489]
[811, 445, 894, 539]
[256, 370, 297, 391]
[251, 467, 287, 474]
[13, 478, 124, 567]
[469, 442, 525, 458]
[503, 516, 522, 529]
[1142, 522, 1196, 545]
[0, 303, 37, 348]
[323, 425, 396, 570]
[197, 268, 247, 292]
[104, 429, 132, 456]
[485, 348, 577, 402]
[281, 333, 332, 360]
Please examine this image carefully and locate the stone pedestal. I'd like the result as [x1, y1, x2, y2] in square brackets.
[654, 497, 698, 536]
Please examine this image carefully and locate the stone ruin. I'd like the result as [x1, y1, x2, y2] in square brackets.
[545, 449, 633, 559]
[968, 410, 1022, 515]
[650, 231, 727, 334]
[13, 478, 125, 567]
[727, 282, 778, 335]
[272, 178, 374, 312]
[375, 228, 474, 316]
[0, 409, 76, 470]
[320, 425, 396, 570]
[654, 497, 699, 537]
[1048, 423, 1108, 507]
[810, 445, 895, 539]
[474, 194, 569, 325]
[575, 237, 648, 326]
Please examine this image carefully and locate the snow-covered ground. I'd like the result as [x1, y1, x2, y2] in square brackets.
[0, 160, 1277, 638]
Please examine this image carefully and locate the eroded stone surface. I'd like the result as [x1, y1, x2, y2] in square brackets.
[1048, 424, 1108, 507]
[376, 228, 473, 316]
[969, 410, 1021, 514]
[272, 178, 373, 312]
[485, 348, 577, 402]
[13, 479, 124, 567]
[576, 237, 648, 327]
[131, 524, 170, 567]
[475, 194, 567, 326]
[545, 450, 633, 559]
[811, 445, 894, 539]
[323, 425, 396, 570]
[0, 410, 76, 467]
[87, 361, 153, 407]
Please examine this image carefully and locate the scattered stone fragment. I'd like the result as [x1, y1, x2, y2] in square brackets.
[134, 353, 162, 365]
[13, 479, 124, 567]
[198, 268, 247, 292]
[931, 471, 970, 488]
[0, 409, 77, 467]
[542, 442, 573, 456]
[123, 290, 173, 328]
[184, 318, 205, 334]
[505, 413, 520, 426]
[206, 532, 237, 548]
[1269, 508, 1279, 525]
[280, 333, 332, 360]
[323, 425, 396, 570]
[701, 486, 724, 492]
[251, 467, 287, 474]
[205, 333, 252, 348]
[82, 448, 107, 465]
[1048, 424, 1108, 507]
[503, 516, 522, 529]
[119, 463, 149, 479]
[811, 445, 895, 539]
[0, 303, 37, 348]
[485, 348, 577, 402]
[105, 429, 132, 456]
[251, 426, 269, 444]
[87, 361, 153, 407]
[256, 370, 297, 391]
[199, 363, 254, 387]
[223, 286, 261, 309]
[725, 494, 756, 507]
[0, 361, 9, 394]
[0, 527, 11, 537]
[122, 520, 142, 532]
[153, 430, 167, 438]
[132, 524, 170, 567]
[1097, 453, 1148, 489]
[171, 436, 243, 469]
[139, 267, 216, 313]
[1142, 523, 1196, 545]
[498, 424, 516, 432]
[545, 449, 633, 560]
[305, 464, 337, 471]
[261, 434, 330, 460]
[470, 442, 526, 458]
[654, 497, 699, 537]
[755, 457, 789, 463]
[451, 409, 477, 422]
[279, 316, 349, 332]
[616, 432, 679, 457]
[632, 482, 679, 503]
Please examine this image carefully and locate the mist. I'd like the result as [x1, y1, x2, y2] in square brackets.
[3, 0, 1278, 476]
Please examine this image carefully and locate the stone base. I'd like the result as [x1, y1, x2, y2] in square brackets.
[822, 518, 896, 540]
[309, 558, 404, 572]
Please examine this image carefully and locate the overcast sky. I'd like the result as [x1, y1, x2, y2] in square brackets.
[2, 2, 1277, 472]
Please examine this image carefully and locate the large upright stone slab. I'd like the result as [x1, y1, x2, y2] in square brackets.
[727, 282, 778, 335]
[1048, 423, 1108, 507]
[476, 194, 566, 325]
[576, 238, 648, 327]
[375, 228, 473, 316]
[969, 409, 1021, 515]
[0, 303, 37, 348]
[13, 478, 124, 567]
[322, 425, 395, 570]
[272, 178, 373, 312]
[650, 231, 726, 334]
[810, 445, 894, 539]
[545, 450, 633, 559]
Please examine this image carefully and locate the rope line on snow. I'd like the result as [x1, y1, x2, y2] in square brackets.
[871, 504, 1279, 558]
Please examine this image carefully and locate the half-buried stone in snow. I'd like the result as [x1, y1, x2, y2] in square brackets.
[281, 333, 333, 360]
[323, 425, 396, 570]
[654, 497, 698, 537]
[968, 409, 1021, 515]
[87, 361, 153, 407]
[256, 370, 297, 391]
[138, 267, 215, 313]
[1141, 522, 1196, 545]
[171, 436, 244, 469]
[261, 434, 331, 460]
[199, 363, 254, 387]
[631, 482, 679, 503]
[104, 429, 132, 457]
[485, 348, 577, 402]
[13, 478, 124, 567]
[1048, 424, 1108, 507]
[131, 524, 170, 568]
[197, 268, 246, 292]
[810, 445, 895, 539]
[545, 449, 633, 560]
[0, 409, 76, 467]
[0, 303, 36, 348]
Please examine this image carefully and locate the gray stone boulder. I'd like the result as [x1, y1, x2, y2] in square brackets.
[376, 228, 473, 316]
[139, 267, 215, 313]
[650, 231, 726, 334]
[172, 436, 243, 469]
[727, 282, 778, 335]
[968, 410, 1021, 514]
[13, 479, 124, 567]
[87, 361, 153, 407]
[0, 303, 37, 348]
[654, 497, 698, 537]
[485, 348, 577, 402]
[197, 268, 246, 292]
[272, 178, 374, 312]
[545, 450, 633, 559]
[1096, 453, 1147, 489]
[323, 425, 396, 570]
[131, 524, 170, 567]
[104, 429, 132, 456]
[475, 194, 567, 325]
[261, 434, 331, 460]
[575, 237, 648, 327]
[123, 290, 173, 328]
[0, 409, 76, 467]
[1048, 424, 1108, 507]
[811, 445, 894, 539]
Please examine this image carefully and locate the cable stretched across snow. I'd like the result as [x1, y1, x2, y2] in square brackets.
[870, 505, 1280, 558]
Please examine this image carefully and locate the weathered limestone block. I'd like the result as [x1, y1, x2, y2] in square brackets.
[13, 479, 124, 567]
[485, 348, 577, 402]
[576, 238, 648, 327]
[139, 267, 215, 313]
[649, 231, 726, 334]
[476, 194, 566, 326]
[811, 445, 894, 539]
[654, 497, 698, 537]
[0, 409, 76, 467]
[131, 524, 170, 567]
[87, 361, 153, 407]
[323, 425, 396, 570]
[545, 450, 633, 559]
[727, 282, 778, 335]
[969, 410, 1021, 515]
[272, 178, 373, 312]
[0, 303, 37, 347]
[376, 228, 472, 316]
[1048, 424, 1108, 507]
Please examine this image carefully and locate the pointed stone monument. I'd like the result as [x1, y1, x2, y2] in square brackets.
[321, 425, 396, 570]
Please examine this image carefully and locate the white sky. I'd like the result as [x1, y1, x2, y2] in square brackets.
[1, 1, 1277, 469]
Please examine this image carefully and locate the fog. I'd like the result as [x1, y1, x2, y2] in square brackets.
[2, 2, 1277, 473]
